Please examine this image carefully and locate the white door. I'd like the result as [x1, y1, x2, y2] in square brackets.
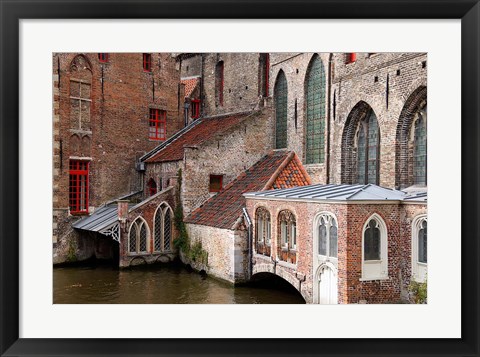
[319, 266, 338, 304]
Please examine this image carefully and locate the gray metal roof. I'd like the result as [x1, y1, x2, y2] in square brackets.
[73, 204, 120, 232]
[244, 183, 427, 202]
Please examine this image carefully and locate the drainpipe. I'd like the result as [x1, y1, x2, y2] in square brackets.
[326, 53, 333, 184]
[242, 207, 253, 280]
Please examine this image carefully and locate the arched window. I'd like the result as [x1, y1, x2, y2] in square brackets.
[154, 203, 173, 252]
[341, 102, 381, 185]
[305, 55, 326, 164]
[277, 210, 297, 264]
[395, 86, 427, 188]
[215, 61, 224, 106]
[414, 105, 427, 186]
[274, 71, 288, 149]
[147, 178, 157, 196]
[317, 214, 337, 258]
[362, 215, 388, 280]
[255, 207, 271, 256]
[412, 215, 427, 282]
[129, 217, 149, 254]
[356, 110, 380, 184]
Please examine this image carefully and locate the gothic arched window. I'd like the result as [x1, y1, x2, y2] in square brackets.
[277, 210, 297, 264]
[154, 203, 173, 252]
[318, 214, 338, 258]
[305, 55, 326, 164]
[255, 207, 271, 256]
[129, 217, 149, 254]
[362, 215, 388, 280]
[357, 110, 380, 184]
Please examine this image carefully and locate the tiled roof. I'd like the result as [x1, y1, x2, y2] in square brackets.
[271, 153, 311, 189]
[185, 151, 311, 229]
[181, 77, 199, 98]
[145, 113, 254, 163]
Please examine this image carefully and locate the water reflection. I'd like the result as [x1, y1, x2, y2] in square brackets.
[53, 262, 305, 304]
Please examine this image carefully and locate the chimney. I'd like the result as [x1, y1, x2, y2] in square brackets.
[117, 200, 129, 223]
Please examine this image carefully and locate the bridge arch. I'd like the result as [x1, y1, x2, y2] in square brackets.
[251, 262, 307, 302]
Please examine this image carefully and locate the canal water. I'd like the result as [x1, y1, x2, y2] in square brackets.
[53, 261, 305, 304]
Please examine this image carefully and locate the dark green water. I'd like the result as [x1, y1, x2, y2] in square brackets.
[53, 262, 305, 304]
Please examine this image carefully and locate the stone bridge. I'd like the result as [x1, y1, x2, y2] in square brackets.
[251, 254, 310, 303]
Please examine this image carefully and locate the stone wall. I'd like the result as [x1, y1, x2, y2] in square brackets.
[185, 223, 249, 283]
[202, 53, 266, 117]
[181, 109, 274, 216]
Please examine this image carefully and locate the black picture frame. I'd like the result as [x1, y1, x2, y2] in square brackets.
[1, 1, 478, 356]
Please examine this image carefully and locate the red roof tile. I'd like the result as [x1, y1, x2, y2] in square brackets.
[181, 77, 199, 98]
[146, 113, 253, 163]
[271, 153, 311, 189]
[185, 151, 310, 229]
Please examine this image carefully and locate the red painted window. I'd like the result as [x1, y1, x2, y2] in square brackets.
[345, 53, 357, 64]
[215, 61, 224, 106]
[149, 108, 166, 141]
[98, 53, 109, 63]
[147, 178, 157, 196]
[260, 53, 270, 97]
[69, 160, 89, 214]
[209, 175, 223, 192]
[143, 53, 152, 72]
[191, 99, 200, 119]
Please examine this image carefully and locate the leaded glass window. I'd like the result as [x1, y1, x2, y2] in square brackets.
[281, 221, 288, 246]
[163, 209, 171, 251]
[129, 218, 149, 254]
[305, 55, 326, 164]
[129, 222, 137, 253]
[364, 219, 380, 260]
[274, 71, 288, 149]
[418, 220, 427, 263]
[414, 106, 427, 186]
[291, 222, 297, 249]
[139, 223, 147, 252]
[266, 216, 271, 245]
[154, 209, 162, 252]
[319, 217, 327, 255]
[329, 221, 338, 258]
[318, 214, 337, 258]
[356, 110, 379, 184]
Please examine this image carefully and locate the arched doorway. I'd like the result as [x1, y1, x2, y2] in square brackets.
[316, 264, 338, 304]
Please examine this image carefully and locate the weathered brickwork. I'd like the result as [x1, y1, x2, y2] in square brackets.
[202, 53, 268, 117]
[181, 110, 273, 215]
[53, 53, 184, 263]
[245, 198, 426, 304]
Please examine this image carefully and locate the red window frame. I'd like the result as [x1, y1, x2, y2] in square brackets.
[147, 178, 157, 196]
[149, 108, 166, 141]
[345, 53, 357, 64]
[98, 53, 109, 63]
[209, 175, 223, 192]
[143, 53, 152, 72]
[69, 160, 89, 214]
[191, 99, 201, 119]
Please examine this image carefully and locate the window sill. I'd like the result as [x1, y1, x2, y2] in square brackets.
[359, 276, 389, 282]
[127, 252, 150, 257]
[277, 260, 296, 270]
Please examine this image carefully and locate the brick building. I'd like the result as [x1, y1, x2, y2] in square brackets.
[52, 53, 184, 263]
[53, 52, 427, 304]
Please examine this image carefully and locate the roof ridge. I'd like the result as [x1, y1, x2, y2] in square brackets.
[140, 119, 202, 162]
[262, 151, 294, 191]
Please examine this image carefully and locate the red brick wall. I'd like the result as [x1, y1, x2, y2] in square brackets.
[246, 197, 426, 304]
